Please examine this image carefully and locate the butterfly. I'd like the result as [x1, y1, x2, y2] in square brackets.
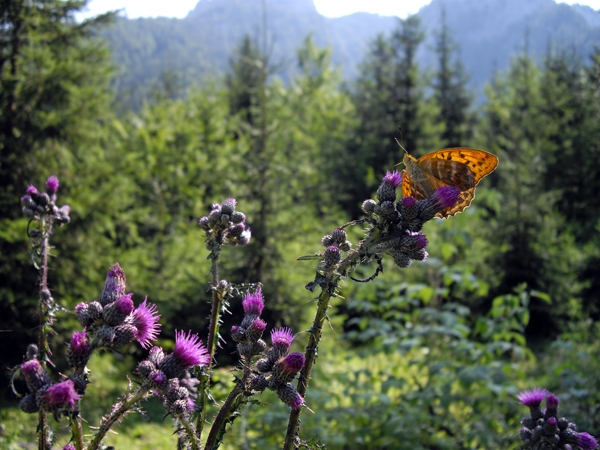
[400, 147, 499, 218]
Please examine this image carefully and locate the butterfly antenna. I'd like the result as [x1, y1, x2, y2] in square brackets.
[396, 126, 408, 154]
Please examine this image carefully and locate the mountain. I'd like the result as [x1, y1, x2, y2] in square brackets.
[102, 0, 600, 108]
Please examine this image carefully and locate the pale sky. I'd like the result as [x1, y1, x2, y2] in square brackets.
[78, 0, 600, 20]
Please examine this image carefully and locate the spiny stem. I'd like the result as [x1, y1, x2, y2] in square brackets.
[283, 278, 337, 450]
[204, 383, 244, 450]
[177, 413, 201, 450]
[205, 355, 252, 450]
[88, 386, 150, 450]
[37, 221, 51, 450]
[70, 415, 84, 450]
[196, 251, 222, 438]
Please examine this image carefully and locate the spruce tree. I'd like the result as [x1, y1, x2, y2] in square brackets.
[433, 7, 472, 147]
[0, 0, 114, 398]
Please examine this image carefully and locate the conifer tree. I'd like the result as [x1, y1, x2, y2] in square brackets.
[433, 7, 472, 147]
[0, 0, 114, 397]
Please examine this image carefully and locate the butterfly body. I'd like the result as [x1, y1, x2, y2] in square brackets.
[401, 147, 498, 218]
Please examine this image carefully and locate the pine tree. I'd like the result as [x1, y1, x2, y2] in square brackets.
[352, 16, 439, 208]
[433, 7, 472, 147]
[0, 0, 114, 398]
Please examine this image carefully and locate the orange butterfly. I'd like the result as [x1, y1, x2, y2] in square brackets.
[401, 147, 499, 218]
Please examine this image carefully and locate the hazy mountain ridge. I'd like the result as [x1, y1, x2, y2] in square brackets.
[103, 0, 600, 107]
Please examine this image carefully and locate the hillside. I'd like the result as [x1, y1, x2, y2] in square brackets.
[103, 0, 600, 108]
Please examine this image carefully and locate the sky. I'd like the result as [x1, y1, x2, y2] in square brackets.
[78, 0, 600, 20]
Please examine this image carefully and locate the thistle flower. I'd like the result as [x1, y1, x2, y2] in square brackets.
[100, 263, 126, 306]
[377, 170, 402, 203]
[67, 330, 91, 369]
[272, 352, 305, 384]
[132, 297, 161, 348]
[172, 330, 209, 369]
[242, 289, 264, 317]
[43, 379, 82, 409]
[45, 175, 59, 196]
[20, 359, 51, 392]
[518, 388, 598, 450]
[276, 383, 304, 410]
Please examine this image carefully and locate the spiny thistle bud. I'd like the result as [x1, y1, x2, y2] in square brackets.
[251, 374, 269, 392]
[231, 325, 246, 343]
[362, 199, 377, 215]
[518, 387, 547, 421]
[331, 228, 347, 244]
[20, 359, 51, 392]
[256, 357, 274, 373]
[67, 331, 91, 369]
[545, 394, 559, 419]
[103, 294, 134, 326]
[112, 324, 136, 347]
[100, 263, 127, 306]
[230, 211, 246, 224]
[45, 175, 59, 196]
[246, 318, 267, 343]
[321, 235, 334, 247]
[137, 360, 155, 379]
[393, 252, 411, 268]
[221, 198, 237, 215]
[275, 383, 304, 410]
[271, 353, 305, 384]
[323, 246, 341, 267]
[148, 346, 165, 366]
[19, 393, 39, 413]
[376, 170, 402, 203]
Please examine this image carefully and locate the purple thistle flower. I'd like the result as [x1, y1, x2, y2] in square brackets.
[517, 387, 548, 407]
[382, 170, 403, 189]
[152, 371, 167, 385]
[173, 330, 210, 368]
[132, 297, 161, 349]
[280, 352, 305, 375]
[546, 393, 559, 410]
[115, 294, 134, 315]
[271, 327, 295, 347]
[63, 445, 76, 450]
[245, 318, 267, 343]
[44, 379, 82, 407]
[21, 359, 51, 392]
[26, 185, 38, 195]
[415, 233, 428, 249]
[402, 196, 417, 208]
[187, 398, 195, 411]
[100, 263, 127, 306]
[46, 175, 59, 195]
[577, 432, 599, 450]
[432, 186, 461, 210]
[242, 289, 264, 316]
[70, 331, 90, 356]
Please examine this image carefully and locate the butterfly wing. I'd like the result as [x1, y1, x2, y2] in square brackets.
[401, 148, 498, 218]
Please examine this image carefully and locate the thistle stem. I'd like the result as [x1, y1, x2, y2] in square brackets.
[204, 383, 244, 450]
[283, 278, 337, 450]
[70, 415, 84, 450]
[88, 385, 150, 450]
[196, 251, 222, 438]
[178, 413, 201, 450]
[37, 222, 51, 450]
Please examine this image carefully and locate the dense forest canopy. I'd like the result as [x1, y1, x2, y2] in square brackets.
[1, 0, 600, 448]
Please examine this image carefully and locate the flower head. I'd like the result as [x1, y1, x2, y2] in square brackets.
[271, 327, 295, 347]
[132, 297, 161, 349]
[100, 263, 126, 306]
[46, 175, 59, 195]
[432, 186, 461, 210]
[280, 352, 305, 375]
[21, 359, 51, 392]
[173, 330, 209, 368]
[517, 387, 548, 408]
[402, 196, 417, 208]
[242, 289, 264, 316]
[70, 331, 90, 356]
[26, 185, 38, 195]
[576, 432, 599, 450]
[44, 379, 82, 408]
[383, 170, 403, 189]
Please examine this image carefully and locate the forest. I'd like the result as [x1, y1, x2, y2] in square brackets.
[1, 0, 600, 449]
